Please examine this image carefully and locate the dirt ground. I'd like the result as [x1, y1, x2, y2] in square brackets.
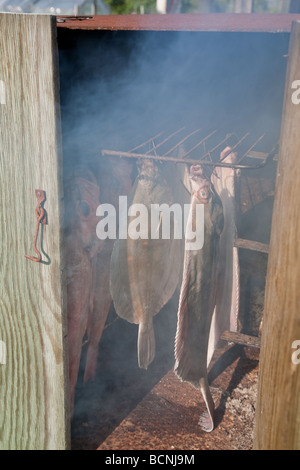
[98, 345, 259, 451]
[71, 331, 259, 451]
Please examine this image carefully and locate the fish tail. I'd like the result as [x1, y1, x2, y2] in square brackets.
[83, 343, 98, 383]
[137, 321, 155, 370]
[199, 377, 215, 433]
[174, 252, 190, 377]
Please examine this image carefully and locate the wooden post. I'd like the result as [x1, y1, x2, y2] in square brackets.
[254, 20, 300, 450]
[0, 13, 69, 449]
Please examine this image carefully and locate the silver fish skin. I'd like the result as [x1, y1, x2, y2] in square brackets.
[110, 159, 182, 370]
[174, 164, 223, 433]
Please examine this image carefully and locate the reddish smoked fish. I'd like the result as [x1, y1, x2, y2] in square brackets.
[64, 168, 101, 414]
[208, 147, 240, 365]
[110, 159, 182, 370]
[84, 238, 114, 383]
[66, 242, 92, 414]
[174, 164, 223, 433]
[84, 159, 133, 382]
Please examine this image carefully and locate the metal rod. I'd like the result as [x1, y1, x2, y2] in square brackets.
[129, 131, 164, 152]
[180, 129, 217, 158]
[101, 145, 278, 170]
[200, 133, 235, 161]
[216, 132, 251, 162]
[163, 127, 203, 156]
[144, 127, 185, 155]
[236, 133, 266, 163]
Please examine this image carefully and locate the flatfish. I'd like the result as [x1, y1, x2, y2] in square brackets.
[84, 159, 133, 382]
[208, 147, 240, 365]
[110, 159, 182, 369]
[174, 164, 223, 432]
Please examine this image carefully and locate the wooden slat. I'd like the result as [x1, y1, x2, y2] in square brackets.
[234, 238, 269, 254]
[56, 13, 300, 33]
[247, 150, 278, 161]
[0, 13, 69, 450]
[220, 330, 261, 349]
[254, 20, 300, 450]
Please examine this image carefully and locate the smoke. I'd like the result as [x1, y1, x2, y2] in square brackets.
[59, 30, 289, 164]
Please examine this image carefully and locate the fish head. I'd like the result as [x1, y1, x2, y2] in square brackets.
[189, 164, 212, 204]
[137, 158, 160, 182]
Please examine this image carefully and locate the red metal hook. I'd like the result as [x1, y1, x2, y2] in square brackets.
[25, 190, 47, 263]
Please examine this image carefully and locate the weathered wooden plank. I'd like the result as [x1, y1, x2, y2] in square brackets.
[56, 13, 300, 33]
[220, 330, 261, 349]
[234, 238, 269, 254]
[254, 20, 300, 450]
[0, 13, 69, 450]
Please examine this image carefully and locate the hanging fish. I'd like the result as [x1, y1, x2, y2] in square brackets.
[84, 158, 134, 382]
[174, 164, 223, 433]
[64, 166, 101, 414]
[208, 147, 240, 365]
[110, 158, 182, 370]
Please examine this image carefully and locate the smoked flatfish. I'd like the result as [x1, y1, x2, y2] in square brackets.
[110, 159, 182, 369]
[174, 164, 223, 432]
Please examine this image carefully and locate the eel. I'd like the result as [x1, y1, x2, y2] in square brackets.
[110, 158, 182, 369]
[174, 164, 224, 433]
[207, 147, 240, 365]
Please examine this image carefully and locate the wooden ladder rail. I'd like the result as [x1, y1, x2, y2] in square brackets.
[220, 237, 269, 350]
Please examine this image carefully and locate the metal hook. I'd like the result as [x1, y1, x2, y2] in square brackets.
[25, 190, 47, 263]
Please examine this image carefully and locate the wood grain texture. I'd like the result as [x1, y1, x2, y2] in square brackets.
[234, 238, 269, 254]
[0, 13, 69, 450]
[56, 13, 300, 32]
[220, 330, 261, 349]
[254, 20, 300, 450]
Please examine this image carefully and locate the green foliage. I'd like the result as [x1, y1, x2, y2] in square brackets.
[106, 0, 156, 14]
[105, 0, 290, 15]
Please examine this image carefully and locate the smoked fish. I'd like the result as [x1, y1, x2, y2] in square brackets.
[84, 159, 133, 382]
[110, 159, 182, 370]
[208, 148, 240, 365]
[174, 164, 223, 433]
[64, 167, 101, 414]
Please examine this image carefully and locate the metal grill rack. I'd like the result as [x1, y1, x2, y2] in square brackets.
[101, 127, 278, 171]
